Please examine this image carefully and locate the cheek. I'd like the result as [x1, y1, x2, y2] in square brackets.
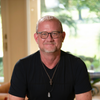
[59, 37, 63, 43]
[59, 38, 64, 47]
[55, 39, 62, 46]
[37, 38, 44, 46]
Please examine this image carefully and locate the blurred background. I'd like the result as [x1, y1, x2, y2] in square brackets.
[0, 0, 100, 99]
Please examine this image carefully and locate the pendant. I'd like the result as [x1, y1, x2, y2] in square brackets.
[48, 92, 51, 97]
[50, 79, 52, 85]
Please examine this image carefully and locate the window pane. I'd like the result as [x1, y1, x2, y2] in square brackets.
[41, 0, 100, 72]
[0, 0, 4, 82]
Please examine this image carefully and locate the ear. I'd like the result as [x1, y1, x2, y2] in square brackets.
[62, 32, 66, 42]
[34, 33, 38, 43]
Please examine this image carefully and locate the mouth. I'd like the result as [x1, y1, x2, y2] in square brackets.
[44, 42, 55, 45]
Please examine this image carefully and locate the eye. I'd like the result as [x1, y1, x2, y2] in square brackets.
[42, 32, 47, 35]
[52, 32, 58, 35]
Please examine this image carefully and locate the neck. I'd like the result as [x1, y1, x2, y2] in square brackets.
[40, 50, 61, 69]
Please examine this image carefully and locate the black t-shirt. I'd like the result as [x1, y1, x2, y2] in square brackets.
[9, 50, 92, 100]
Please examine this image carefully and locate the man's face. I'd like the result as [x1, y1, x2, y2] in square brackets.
[34, 20, 65, 53]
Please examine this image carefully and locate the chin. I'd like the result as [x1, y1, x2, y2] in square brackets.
[41, 48, 54, 53]
[44, 49, 58, 53]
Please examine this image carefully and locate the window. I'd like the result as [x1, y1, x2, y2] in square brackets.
[41, 0, 100, 72]
[0, 0, 4, 82]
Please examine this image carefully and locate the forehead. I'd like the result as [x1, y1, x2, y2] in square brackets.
[38, 20, 61, 31]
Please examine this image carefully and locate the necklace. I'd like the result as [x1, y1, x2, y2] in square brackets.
[41, 62, 59, 86]
[41, 61, 59, 98]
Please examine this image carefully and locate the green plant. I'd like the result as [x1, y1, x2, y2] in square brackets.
[89, 73, 100, 96]
[0, 61, 3, 77]
[84, 60, 91, 69]
[91, 78, 100, 96]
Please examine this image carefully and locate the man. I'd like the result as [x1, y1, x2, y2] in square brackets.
[9, 15, 92, 100]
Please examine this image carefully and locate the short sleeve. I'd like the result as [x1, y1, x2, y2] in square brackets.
[9, 60, 27, 97]
[74, 58, 92, 94]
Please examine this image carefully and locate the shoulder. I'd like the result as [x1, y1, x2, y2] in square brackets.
[61, 50, 86, 70]
[20, 50, 40, 62]
[61, 50, 81, 61]
[14, 51, 40, 70]
[16, 50, 40, 65]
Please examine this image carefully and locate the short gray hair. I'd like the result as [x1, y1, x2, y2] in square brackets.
[36, 15, 63, 32]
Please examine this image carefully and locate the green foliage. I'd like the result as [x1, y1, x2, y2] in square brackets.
[56, 13, 76, 28]
[58, 0, 70, 9]
[58, 0, 100, 21]
[92, 60, 100, 69]
[41, 0, 47, 12]
[84, 60, 91, 69]
[41, 0, 100, 35]
[79, 55, 100, 71]
[0, 57, 3, 77]
[91, 78, 100, 86]
[0, 62, 3, 77]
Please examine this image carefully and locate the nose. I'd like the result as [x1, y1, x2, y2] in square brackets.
[47, 33, 53, 39]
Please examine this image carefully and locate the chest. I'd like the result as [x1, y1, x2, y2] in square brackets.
[26, 63, 75, 100]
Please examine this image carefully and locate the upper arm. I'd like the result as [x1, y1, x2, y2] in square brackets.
[75, 90, 92, 100]
[9, 94, 25, 100]
[74, 58, 92, 94]
[9, 60, 27, 98]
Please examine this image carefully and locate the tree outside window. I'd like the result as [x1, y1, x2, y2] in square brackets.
[41, 0, 100, 72]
